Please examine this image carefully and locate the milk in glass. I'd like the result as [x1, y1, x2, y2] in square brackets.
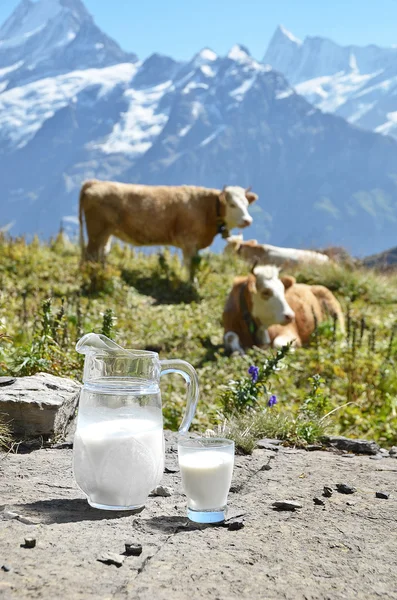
[178, 450, 234, 510]
[73, 380, 164, 509]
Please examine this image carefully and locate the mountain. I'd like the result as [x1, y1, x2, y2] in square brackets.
[0, 0, 136, 91]
[264, 26, 397, 139]
[363, 246, 397, 270]
[1, 2, 397, 257]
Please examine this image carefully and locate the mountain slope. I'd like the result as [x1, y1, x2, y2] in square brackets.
[1, 2, 397, 257]
[264, 26, 397, 139]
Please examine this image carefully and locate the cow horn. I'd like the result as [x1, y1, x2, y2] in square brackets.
[245, 186, 252, 193]
[251, 258, 259, 275]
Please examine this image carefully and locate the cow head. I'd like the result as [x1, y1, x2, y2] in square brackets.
[225, 234, 244, 253]
[249, 265, 295, 327]
[221, 186, 257, 230]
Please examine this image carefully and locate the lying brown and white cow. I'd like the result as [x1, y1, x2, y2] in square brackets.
[223, 265, 344, 353]
[225, 234, 329, 267]
[79, 180, 257, 279]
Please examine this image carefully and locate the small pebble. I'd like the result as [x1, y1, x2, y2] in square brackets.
[323, 486, 333, 498]
[346, 500, 356, 506]
[369, 454, 384, 461]
[306, 445, 323, 451]
[164, 466, 178, 474]
[389, 446, 397, 457]
[313, 497, 325, 506]
[97, 553, 125, 568]
[1, 565, 11, 572]
[124, 542, 143, 556]
[21, 538, 36, 549]
[272, 500, 302, 511]
[151, 485, 173, 497]
[375, 491, 390, 500]
[227, 519, 245, 531]
[336, 483, 356, 495]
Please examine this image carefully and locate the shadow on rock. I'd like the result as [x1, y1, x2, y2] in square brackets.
[15, 498, 144, 524]
[142, 515, 215, 533]
[121, 268, 200, 305]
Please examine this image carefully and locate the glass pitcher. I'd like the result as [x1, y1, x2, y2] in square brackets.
[73, 333, 199, 511]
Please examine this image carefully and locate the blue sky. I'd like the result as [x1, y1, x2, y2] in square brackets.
[1, 0, 397, 60]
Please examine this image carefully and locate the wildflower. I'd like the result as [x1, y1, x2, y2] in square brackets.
[248, 365, 259, 383]
[268, 394, 277, 407]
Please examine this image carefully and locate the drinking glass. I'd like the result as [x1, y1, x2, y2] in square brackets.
[178, 437, 235, 523]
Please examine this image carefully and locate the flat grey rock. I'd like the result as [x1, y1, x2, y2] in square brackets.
[0, 373, 80, 437]
[272, 500, 303, 511]
[3, 442, 397, 599]
[97, 553, 125, 567]
[336, 483, 356, 494]
[323, 436, 380, 455]
[375, 491, 390, 499]
[151, 485, 173, 497]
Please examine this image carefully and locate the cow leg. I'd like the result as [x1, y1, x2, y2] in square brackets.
[182, 248, 199, 282]
[224, 331, 245, 355]
[256, 326, 271, 347]
[85, 231, 112, 264]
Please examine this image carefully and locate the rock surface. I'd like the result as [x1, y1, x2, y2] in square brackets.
[1, 433, 397, 599]
[0, 372, 80, 437]
[323, 435, 380, 455]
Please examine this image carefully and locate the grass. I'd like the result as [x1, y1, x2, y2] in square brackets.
[1, 233, 397, 450]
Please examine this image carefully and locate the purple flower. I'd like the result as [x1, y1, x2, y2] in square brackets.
[248, 365, 259, 383]
[268, 395, 277, 407]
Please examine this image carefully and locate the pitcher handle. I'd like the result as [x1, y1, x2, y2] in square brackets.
[160, 360, 199, 434]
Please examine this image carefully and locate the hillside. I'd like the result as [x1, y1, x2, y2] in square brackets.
[1, 236, 397, 447]
[1, 1, 397, 256]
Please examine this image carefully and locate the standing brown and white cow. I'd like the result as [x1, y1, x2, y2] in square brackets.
[79, 180, 257, 279]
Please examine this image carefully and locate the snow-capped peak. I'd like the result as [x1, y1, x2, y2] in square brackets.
[0, 0, 134, 86]
[277, 25, 302, 46]
[227, 44, 251, 62]
[0, 0, 88, 44]
[196, 48, 217, 63]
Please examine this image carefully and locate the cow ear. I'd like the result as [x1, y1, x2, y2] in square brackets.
[280, 275, 296, 290]
[219, 186, 227, 204]
[245, 191, 258, 204]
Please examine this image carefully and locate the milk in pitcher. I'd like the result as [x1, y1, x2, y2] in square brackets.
[73, 380, 164, 509]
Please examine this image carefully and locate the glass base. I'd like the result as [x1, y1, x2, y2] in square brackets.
[187, 506, 227, 524]
[88, 500, 145, 511]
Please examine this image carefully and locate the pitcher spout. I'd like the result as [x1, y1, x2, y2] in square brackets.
[75, 333, 130, 355]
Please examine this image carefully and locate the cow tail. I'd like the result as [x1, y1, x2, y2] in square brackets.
[79, 180, 95, 261]
[79, 184, 86, 261]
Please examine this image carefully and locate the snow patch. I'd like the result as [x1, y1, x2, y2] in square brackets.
[276, 89, 294, 100]
[182, 82, 209, 94]
[295, 71, 376, 113]
[199, 126, 225, 147]
[228, 45, 250, 62]
[230, 76, 256, 99]
[95, 80, 172, 156]
[375, 111, 397, 135]
[278, 25, 302, 45]
[0, 63, 138, 149]
[0, 61, 24, 79]
[200, 65, 215, 77]
[179, 124, 192, 137]
[197, 49, 217, 62]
